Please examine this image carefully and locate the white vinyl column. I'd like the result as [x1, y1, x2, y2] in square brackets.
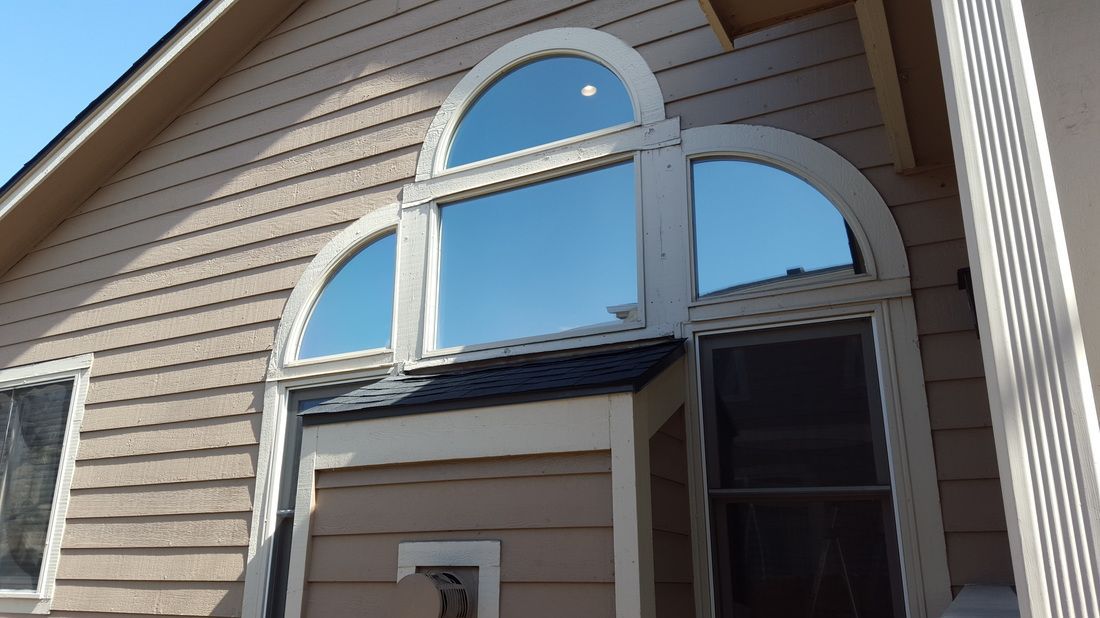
[931, 1, 1100, 616]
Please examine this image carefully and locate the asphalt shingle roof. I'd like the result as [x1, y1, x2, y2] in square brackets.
[301, 338, 684, 425]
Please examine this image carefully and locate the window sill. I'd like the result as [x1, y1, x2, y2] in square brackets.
[0, 594, 52, 615]
[413, 319, 650, 369]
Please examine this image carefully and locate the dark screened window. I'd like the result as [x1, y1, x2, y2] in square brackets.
[447, 56, 634, 168]
[699, 321, 904, 618]
[692, 159, 861, 297]
[436, 161, 638, 349]
[298, 233, 396, 360]
[0, 380, 73, 591]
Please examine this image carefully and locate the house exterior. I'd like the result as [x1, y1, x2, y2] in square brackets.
[0, 0, 1096, 617]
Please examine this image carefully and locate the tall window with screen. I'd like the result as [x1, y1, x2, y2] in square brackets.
[699, 321, 905, 617]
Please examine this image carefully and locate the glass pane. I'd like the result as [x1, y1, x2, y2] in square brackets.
[298, 233, 396, 360]
[701, 324, 888, 489]
[713, 499, 902, 618]
[0, 381, 72, 590]
[437, 161, 637, 348]
[447, 56, 634, 168]
[692, 159, 858, 296]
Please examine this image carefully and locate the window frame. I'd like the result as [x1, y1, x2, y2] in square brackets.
[688, 156, 865, 299]
[393, 28, 681, 367]
[696, 318, 906, 617]
[0, 353, 92, 614]
[270, 204, 400, 379]
[422, 153, 648, 356]
[249, 29, 952, 618]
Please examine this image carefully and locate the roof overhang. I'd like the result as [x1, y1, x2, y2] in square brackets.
[0, 0, 305, 275]
[699, 0, 953, 173]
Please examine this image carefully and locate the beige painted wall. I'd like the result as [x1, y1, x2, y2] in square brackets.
[0, 0, 1008, 614]
[306, 452, 615, 617]
[1022, 0, 1100, 410]
[651, 410, 694, 618]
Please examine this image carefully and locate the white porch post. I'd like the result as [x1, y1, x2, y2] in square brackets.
[931, 1, 1100, 616]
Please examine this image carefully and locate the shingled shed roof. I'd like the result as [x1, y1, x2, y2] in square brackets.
[301, 339, 685, 425]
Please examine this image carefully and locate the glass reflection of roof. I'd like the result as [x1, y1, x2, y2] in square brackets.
[692, 159, 858, 296]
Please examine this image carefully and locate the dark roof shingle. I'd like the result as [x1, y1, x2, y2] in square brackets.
[301, 339, 684, 425]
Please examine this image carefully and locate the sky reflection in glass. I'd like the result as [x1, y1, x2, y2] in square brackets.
[298, 233, 396, 359]
[447, 56, 634, 168]
[693, 159, 856, 296]
[437, 162, 637, 348]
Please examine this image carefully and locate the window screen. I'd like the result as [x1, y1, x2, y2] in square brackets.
[699, 321, 904, 617]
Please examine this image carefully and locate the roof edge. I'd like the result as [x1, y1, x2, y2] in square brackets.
[0, 0, 232, 221]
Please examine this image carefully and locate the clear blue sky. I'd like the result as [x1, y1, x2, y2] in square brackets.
[0, 1, 201, 186]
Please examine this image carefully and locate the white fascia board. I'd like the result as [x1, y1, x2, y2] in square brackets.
[0, 0, 239, 224]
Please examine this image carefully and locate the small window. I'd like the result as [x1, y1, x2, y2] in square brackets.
[298, 233, 396, 360]
[692, 159, 861, 297]
[436, 161, 638, 349]
[446, 55, 634, 168]
[0, 380, 73, 591]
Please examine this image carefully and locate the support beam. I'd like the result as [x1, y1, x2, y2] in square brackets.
[931, 1, 1100, 616]
[854, 0, 916, 171]
[697, 0, 734, 51]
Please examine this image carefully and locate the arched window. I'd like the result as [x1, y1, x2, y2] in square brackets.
[251, 30, 948, 618]
[402, 27, 671, 357]
[297, 232, 396, 360]
[691, 159, 862, 297]
[446, 55, 634, 168]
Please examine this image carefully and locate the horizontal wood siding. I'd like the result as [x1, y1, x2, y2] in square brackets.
[306, 452, 616, 617]
[0, 0, 1005, 614]
[651, 411, 694, 618]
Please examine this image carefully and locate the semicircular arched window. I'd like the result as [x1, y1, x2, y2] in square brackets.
[297, 232, 397, 360]
[691, 158, 863, 297]
[446, 55, 635, 168]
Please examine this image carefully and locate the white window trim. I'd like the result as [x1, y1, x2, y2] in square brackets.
[393, 27, 682, 368]
[681, 124, 911, 288]
[244, 204, 400, 618]
[269, 203, 400, 377]
[683, 304, 952, 618]
[396, 540, 502, 618]
[414, 27, 667, 182]
[247, 26, 953, 618]
[0, 353, 92, 615]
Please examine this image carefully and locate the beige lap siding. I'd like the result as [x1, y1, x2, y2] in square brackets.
[651, 410, 694, 618]
[0, 0, 1004, 615]
[306, 452, 616, 617]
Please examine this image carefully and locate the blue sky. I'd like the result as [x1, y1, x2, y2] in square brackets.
[0, 1, 200, 186]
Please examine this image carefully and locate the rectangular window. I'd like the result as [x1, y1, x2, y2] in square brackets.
[435, 161, 639, 349]
[0, 381, 73, 591]
[699, 321, 904, 618]
[0, 354, 89, 612]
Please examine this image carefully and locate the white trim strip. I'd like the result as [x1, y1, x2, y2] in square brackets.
[0, 0, 238, 223]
